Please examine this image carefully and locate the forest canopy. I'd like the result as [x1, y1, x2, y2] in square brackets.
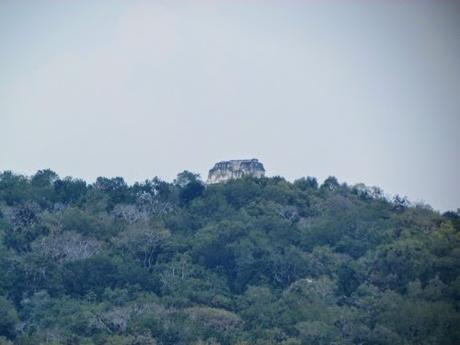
[0, 169, 459, 345]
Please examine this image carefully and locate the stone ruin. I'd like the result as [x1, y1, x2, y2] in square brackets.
[207, 159, 265, 184]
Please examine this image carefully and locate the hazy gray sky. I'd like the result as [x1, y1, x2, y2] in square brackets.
[1, 1, 459, 211]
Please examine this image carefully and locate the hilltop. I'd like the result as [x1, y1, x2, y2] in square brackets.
[0, 169, 459, 345]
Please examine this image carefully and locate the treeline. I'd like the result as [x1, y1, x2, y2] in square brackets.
[0, 169, 459, 345]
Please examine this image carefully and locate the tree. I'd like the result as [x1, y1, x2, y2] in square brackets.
[94, 176, 131, 206]
[294, 177, 318, 190]
[113, 225, 171, 269]
[0, 171, 30, 205]
[320, 176, 339, 192]
[53, 177, 87, 204]
[179, 181, 205, 205]
[31, 169, 59, 188]
[0, 297, 19, 340]
[392, 194, 410, 211]
[174, 171, 201, 187]
[174, 171, 205, 205]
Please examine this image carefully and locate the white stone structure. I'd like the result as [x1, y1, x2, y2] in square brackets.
[207, 159, 265, 184]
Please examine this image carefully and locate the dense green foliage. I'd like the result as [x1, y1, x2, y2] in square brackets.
[0, 169, 459, 345]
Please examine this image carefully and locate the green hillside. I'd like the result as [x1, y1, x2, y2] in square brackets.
[0, 170, 459, 345]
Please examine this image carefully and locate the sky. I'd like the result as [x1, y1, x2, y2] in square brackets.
[1, 0, 459, 211]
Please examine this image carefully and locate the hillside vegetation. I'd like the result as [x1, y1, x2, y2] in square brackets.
[0, 169, 459, 345]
